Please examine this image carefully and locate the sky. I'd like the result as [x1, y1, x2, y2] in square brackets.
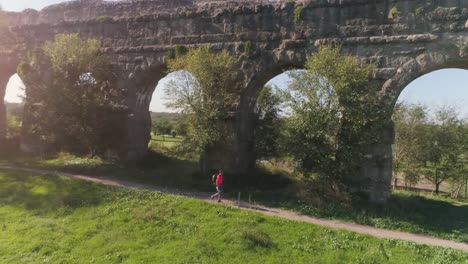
[2, 1, 468, 115]
[0, 0, 74, 12]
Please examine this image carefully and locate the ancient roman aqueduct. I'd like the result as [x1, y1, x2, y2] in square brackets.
[0, 0, 467, 202]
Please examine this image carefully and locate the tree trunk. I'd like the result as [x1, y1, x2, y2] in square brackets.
[453, 183, 462, 198]
[435, 182, 440, 194]
[465, 177, 467, 199]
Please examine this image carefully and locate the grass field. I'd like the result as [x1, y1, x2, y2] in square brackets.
[149, 133, 184, 149]
[2, 154, 468, 244]
[1, 169, 467, 263]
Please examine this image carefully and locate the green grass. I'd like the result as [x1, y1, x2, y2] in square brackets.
[1, 169, 467, 263]
[3, 154, 468, 244]
[250, 190, 468, 243]
[150, 133, 184, 149]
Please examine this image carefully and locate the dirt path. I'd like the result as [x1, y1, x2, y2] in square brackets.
[1, 165, 468, 252]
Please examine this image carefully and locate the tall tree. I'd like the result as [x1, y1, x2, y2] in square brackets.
[392, 103, 428, 188]
[281, 45, 375, 183]
[422, 106, 465, 194]
[254, 84, 282, 160]
[152, 119, 173, 135]
[394, 103, 468, 194]
[19, 33, 123, 156]
[164, 47, 240, 155]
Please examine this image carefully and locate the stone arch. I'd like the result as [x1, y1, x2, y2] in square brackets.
[383, 51, 468, 116]
[235, 57, 307, 182]
[363, 48, 468, 203]
[119, 62, 169, 159]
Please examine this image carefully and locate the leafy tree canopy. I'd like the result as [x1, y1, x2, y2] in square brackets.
[164, 47, 240, 154]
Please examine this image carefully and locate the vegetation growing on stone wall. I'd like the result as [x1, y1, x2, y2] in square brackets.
[164, 47, 240, 155]
[165, 49, 175, 59]
[388, 7, 400, 20]
[174, 45, 188, 58]
[96, 15, 112, 23]
[415, 7, 424, 17]
[165, 45, 188, 60]
[242, 41, 252, 54]
[293, 6, 304, 24]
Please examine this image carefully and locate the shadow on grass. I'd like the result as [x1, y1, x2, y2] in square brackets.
[253, 190, 468, 242]
[0, 170, 108, 214]
[361, 194, 468, 241]
[1, 150, 207, 191]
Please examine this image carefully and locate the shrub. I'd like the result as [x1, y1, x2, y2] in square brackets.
[239, 226, 273, 248]
[6, 113, 21, 140]
[174, 45, 188, 58]
[96, 15, 112, 23]
[415, 7, 424, 17]
[162, 45, 188, 60]
[293, 6, 304, 24]
[242, 41, 252, 54]
[388, 7, 400, 20]
[165, 49, 175, 60]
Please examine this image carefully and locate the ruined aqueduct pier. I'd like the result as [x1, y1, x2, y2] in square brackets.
[0, 0, 467, 202]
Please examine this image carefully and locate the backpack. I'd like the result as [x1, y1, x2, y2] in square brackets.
[212, 174, 217, 185]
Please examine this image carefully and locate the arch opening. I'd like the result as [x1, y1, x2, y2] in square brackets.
[147, 70, 189, 154]
[2, 73, 25, 149]
[248, 68, 341, 189]
[391, 68, 468, 198]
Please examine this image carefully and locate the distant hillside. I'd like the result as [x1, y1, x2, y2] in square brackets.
[150, 112, 182, 124]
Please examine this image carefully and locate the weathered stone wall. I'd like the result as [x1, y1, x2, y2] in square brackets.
[0, 0, 467, 202]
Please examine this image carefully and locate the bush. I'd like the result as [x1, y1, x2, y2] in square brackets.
[6, 113, 21, 140]
[242, 41, 252, 54]
[415, 7, 424, 17]
[293, 6, 304, 24]
[96, 15, 112, 23]
[239, 226, 273, 248]
[174, 45, 188, 58]
[388, 7, 400, 20]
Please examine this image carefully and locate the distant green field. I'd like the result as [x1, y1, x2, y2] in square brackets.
[0, 169, 467, 263]
[150, 133, 184, 149]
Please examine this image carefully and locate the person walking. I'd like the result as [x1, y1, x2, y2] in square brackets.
[211, 170, 224, 203]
